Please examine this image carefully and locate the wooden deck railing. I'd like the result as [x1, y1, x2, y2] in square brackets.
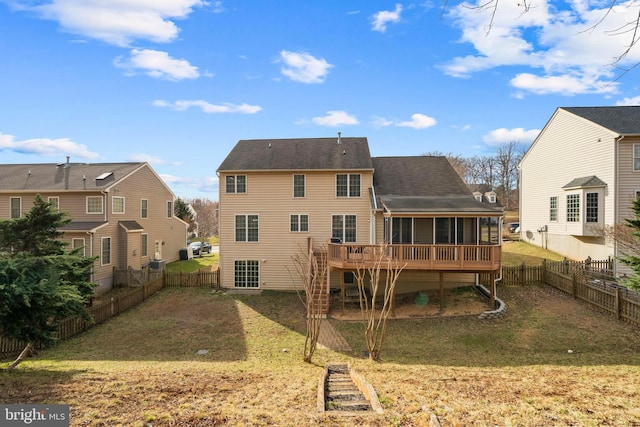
[327, 243, 501, 271]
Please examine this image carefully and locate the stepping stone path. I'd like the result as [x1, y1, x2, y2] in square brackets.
[318, 363, 383, 415]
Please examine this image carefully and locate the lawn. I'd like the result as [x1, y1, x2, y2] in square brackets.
[2, 284, 640, 426]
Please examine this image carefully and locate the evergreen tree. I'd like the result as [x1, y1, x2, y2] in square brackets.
[174, 198, 197, 234]
[0, 195, 96, 369]
[620, 197, 640, 291]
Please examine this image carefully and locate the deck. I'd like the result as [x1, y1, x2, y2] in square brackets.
[327, 243, 501, 271]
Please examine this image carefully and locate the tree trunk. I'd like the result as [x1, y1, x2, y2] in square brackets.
[5, 341, 34, 370]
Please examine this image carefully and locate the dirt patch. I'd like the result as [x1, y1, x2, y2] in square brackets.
[330, 288, 491, 321]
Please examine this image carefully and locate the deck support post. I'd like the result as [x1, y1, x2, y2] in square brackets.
[439, 271, 444, 312]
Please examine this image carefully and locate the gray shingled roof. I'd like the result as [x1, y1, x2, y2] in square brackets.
[372, 157, 502, 214]
[0, 162, 144, 192]
[119, 220, 145, 231]
[562, 175, 607, 189]
[562, 106, 640, 135]
[217, 137, 373, 171]
[59, 221, 107, 232]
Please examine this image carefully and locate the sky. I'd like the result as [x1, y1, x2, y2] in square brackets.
[2, 0, 640, 200]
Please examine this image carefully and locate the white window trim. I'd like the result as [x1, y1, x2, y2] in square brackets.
[336, 173, 361, 198]
[141, 199, 148, 219]
[235, 214, 259, 242]
[290, 213, 309, 232]
[141, 233, 148, 257]
[225, 175, 247, 194]
[634, 143, 640, 171]
[9, 197, 21, 219]
[72, 238, 86, 257]
[166, 200, 173, 218]
[332, 213, 357, 243]
[233, 259, 260, 288]
[293, 174, 306, 198]
[101, 237, 111, 266]
[48, 196, 60, 211]
[112, 196, 125, 214]
[87, 196, 104, 214]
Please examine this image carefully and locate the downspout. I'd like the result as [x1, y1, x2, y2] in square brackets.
[614, 135, 624, 275]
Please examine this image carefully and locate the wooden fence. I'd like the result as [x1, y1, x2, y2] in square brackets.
[480, 258, 640, 327]
[1, 268, 219, 359]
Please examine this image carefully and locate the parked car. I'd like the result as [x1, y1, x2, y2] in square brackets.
[189, 241, 202, 257]
[189, 241, 211, 257]
[509, 222, 520, 233]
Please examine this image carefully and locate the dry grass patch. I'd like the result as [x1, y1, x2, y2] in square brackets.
[2, 286, 640, 426]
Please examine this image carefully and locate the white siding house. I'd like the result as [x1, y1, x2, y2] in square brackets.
[519, 106, 640, 270]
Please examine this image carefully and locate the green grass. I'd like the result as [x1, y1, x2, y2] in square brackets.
[165, 252, 218, 273]
[502, 240, 566, 267]
[2, 286, 640, 426]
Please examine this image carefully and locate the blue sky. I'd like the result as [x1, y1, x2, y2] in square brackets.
[2, 1, 640, 200]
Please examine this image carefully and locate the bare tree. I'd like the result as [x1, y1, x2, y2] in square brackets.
[288, 241, 327, 363]
[187, 198, 219, 238]
[495, 142, 522, 211]
[353, 245, 406, 361]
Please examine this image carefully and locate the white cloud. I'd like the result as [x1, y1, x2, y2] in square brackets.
[371, 4, 403, 33]
[397, 113, 437, 129]
[441, 0, 640, 95]
[510, 73, 618, 95]
[616, 96, 640, 106]
[114, 49, 199, 80]
[483, 128, 540, 145]
[153, 99, 262, 114]
[278, 50, 333, 83]
[17, 0, 206, 46]
[160, 173, 219, 195]
[371, 113, 436, 129]
[311, 111, 359, 127]
[0, 132, 99, 159]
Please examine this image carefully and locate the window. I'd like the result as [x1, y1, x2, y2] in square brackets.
[635, 144, 640, 171]
[234, 260, 259, 288]
[141, 199, 148, 219]
[550, 196, 558, 221]
[474, 193, 482, 202]
[336, 174, 361, 197]
[235, 214, 259, 242]
[101, 237, 111, 265]
[48, 197, 59, 211]
[72, 238, 85, 257]
[392, 217, 413, 244]
[293, 174, 305, 198]
[87, 196, 103, 214]
[166, 201, 173, 218]
[10, 197, 21, 219]
[141, 234, 148, 257]
[567, 194, 580, 222]
[332, 214, 357, 242]
[290, 214, 309, 232]
[586, 192, 599, 223]
[112, 196, 125, 214]
[488, 193, 496, 203]
[226, 175, 247, 193]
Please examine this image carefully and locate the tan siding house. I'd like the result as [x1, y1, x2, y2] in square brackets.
[218, 137, 503, 311]
[520, 106, 640, 271]
[0, 161, 188, 293]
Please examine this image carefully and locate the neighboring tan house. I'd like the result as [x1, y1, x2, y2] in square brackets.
[0, 160, 188, 292]
[519, 106, 640, 270]
[217, 137, 503, 311]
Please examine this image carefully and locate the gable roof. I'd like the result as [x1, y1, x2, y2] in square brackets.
[562, 175, 607, 189]
[372, 156, 502, 214]
[217, 137, 373, 171]
[562, 106, 640, 135]
[0, 162, 146, 192]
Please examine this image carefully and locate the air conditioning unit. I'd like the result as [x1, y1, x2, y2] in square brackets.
[149, 260, 165, 270]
